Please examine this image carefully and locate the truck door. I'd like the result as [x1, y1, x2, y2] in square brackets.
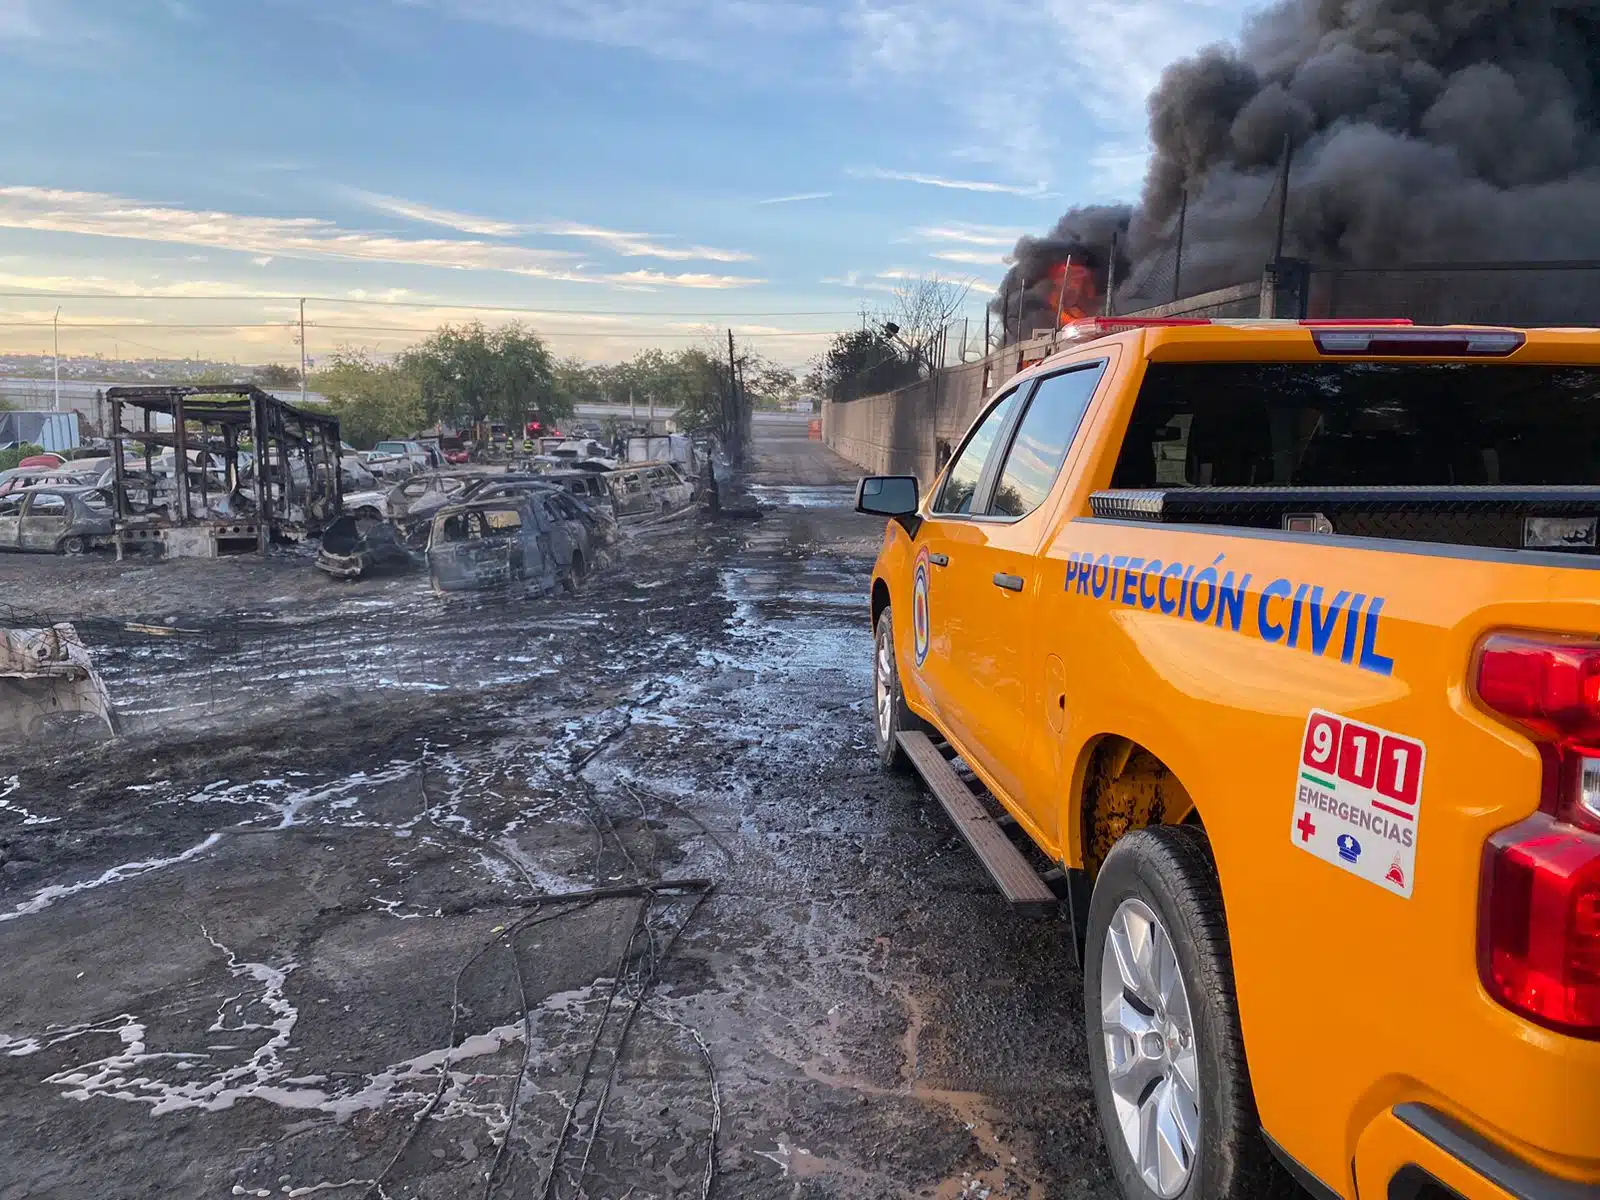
[904, 385, 1025, 731]
[947, 362, 1108, 816]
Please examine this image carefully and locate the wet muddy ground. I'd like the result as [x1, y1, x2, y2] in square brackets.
[0, 424, 1115, 1200]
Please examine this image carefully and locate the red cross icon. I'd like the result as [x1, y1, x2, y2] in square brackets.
[1296, 812, 1317, 843]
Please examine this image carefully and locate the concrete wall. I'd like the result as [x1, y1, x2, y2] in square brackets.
[822, 337, 1058, 484]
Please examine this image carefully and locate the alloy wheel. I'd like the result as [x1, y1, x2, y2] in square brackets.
[1099, 897, 1201, 1197]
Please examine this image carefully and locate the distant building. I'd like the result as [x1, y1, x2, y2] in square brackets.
[0, 410, 80, 452]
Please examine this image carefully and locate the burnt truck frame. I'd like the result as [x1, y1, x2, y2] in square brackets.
[105, 385, 343, 558]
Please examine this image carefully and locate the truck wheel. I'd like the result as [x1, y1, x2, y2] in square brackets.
[1084, 826, 1285, 1200]
[872, 606, 925, 772]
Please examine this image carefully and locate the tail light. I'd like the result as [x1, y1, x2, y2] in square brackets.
[1475, 633, 1600, 1037]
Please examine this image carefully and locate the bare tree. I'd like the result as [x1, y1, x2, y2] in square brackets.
[874, 274, 971, 375]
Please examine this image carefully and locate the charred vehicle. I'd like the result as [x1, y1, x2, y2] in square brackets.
[0, 487, 115, 554]
[105, 385, 342, 558]
[314, 515, 424, 581]
[462, 479, 612, 580]
[608, 462, 693, 520]
[543, 470, 619, 523]
[425, 496, 561, 594]
[343, 473, 474, 525]
[0, 622, 118, 741]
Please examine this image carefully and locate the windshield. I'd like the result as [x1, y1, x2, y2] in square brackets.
[1113, 363, 1600, 488]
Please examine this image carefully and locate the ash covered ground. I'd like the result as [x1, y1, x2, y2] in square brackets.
[0, 422, 1112, 1200]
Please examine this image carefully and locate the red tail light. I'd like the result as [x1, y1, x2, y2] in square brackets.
[1475, 633, 1600, 1036]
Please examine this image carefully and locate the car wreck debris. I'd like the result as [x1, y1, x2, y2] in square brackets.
[105, 385, 343, 559]
[0, 622, 118, 742]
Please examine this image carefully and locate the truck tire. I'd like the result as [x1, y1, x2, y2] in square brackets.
[872, 606, 925, 772]
[1084, 826, 1288, 1200]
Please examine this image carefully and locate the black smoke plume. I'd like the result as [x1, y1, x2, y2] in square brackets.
[996, 0, 1600, 339]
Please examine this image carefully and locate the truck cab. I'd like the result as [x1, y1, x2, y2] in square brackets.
[861, 318, 1600, 1200]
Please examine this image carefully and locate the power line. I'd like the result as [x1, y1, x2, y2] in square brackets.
[0, 290, 857, 317]
[0, 319, 833, 339]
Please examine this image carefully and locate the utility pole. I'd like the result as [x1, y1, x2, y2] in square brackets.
[1052, 255, 1072, 344]
[52, 307, 60, 411]
[727, 328, 740, 464]
[1103, 233, 1120, 318]
[298, 298, 308, 405]
[1173, 187, 1189, 302]
[1272, 131, 1293, 262]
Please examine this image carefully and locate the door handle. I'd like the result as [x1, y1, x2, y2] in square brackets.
[993, 573, 1025, 592]
[927, 552, 950, 567]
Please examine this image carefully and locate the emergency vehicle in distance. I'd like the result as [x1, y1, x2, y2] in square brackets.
[858, 316, 1600, 1200]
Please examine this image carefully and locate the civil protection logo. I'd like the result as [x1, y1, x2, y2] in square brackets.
[912, 548, 931, 667]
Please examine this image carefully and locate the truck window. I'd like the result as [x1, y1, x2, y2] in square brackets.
[990, 364, 1106, 518]
[934, 388, 1021, 515]
[1111, 362, 1600, 488]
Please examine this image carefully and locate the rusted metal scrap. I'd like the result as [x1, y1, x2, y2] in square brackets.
[0, 623, 118, 741]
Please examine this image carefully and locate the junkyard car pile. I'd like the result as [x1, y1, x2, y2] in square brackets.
[315, 454, 696, 593]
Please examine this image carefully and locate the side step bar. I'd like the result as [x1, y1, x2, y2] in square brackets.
[897, 730, 1060, 917]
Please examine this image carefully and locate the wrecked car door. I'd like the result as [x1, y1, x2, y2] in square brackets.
[18, 491, 70, 552]
[0, 493, 21, 550]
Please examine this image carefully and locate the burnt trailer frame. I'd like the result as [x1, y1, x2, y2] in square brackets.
[105, 384, 343, 558]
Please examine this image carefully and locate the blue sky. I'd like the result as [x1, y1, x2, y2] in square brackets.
[0, 0, 1255, 366]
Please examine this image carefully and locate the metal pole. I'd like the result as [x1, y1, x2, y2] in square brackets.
[1173, 188, 1189, 303]
[1272, 131, 1293, 262]
[52, 307, 60, 411]
[298, 299, 308, 406]
[1103, 233, 1120, 317]
[1053, 255, 1072, 343]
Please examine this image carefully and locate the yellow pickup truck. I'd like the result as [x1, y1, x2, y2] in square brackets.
[857, 318, 1600, 1200]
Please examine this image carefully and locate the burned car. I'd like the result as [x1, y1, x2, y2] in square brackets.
[607, 461, 694, 520]
[0, 486, 115, 555]
[465, 479, 616, 568]
[314, 515, 424, 580]
[425, 496, 560, 594]
[343, 473, 474, 525]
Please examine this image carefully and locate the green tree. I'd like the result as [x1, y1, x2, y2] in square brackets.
[401, 321, 561, 428]
[253, 363, 302, 388]
[812, 328, 917, 402]
[310, 349, 425, 449]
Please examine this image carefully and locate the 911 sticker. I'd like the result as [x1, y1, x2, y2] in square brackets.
[1290, 709, 1425, 898]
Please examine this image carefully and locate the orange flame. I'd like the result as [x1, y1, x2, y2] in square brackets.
[1043, 260, 1100, 325]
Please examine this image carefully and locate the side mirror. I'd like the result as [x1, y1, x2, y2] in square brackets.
[855, 475, 919, 518]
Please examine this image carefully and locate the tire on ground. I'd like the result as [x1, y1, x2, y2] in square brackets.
[1083, 825, 1291, 1200]
[872, 605, 927, 772]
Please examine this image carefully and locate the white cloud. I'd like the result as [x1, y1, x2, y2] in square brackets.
[0, 187, 764, 289]
[525, 220, 754, 263]
[845, 0, 1255, 197]
[349, 189, 524, 237]
[931, 250, 1003, 266]
[401, 0, 832, 64]
[250, 255, 274, 266]
[348, 189, 754, 262]
[850, 168, 1049, 197]
[758, 192, 834, 205]
[914, 222, 1024, 248]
